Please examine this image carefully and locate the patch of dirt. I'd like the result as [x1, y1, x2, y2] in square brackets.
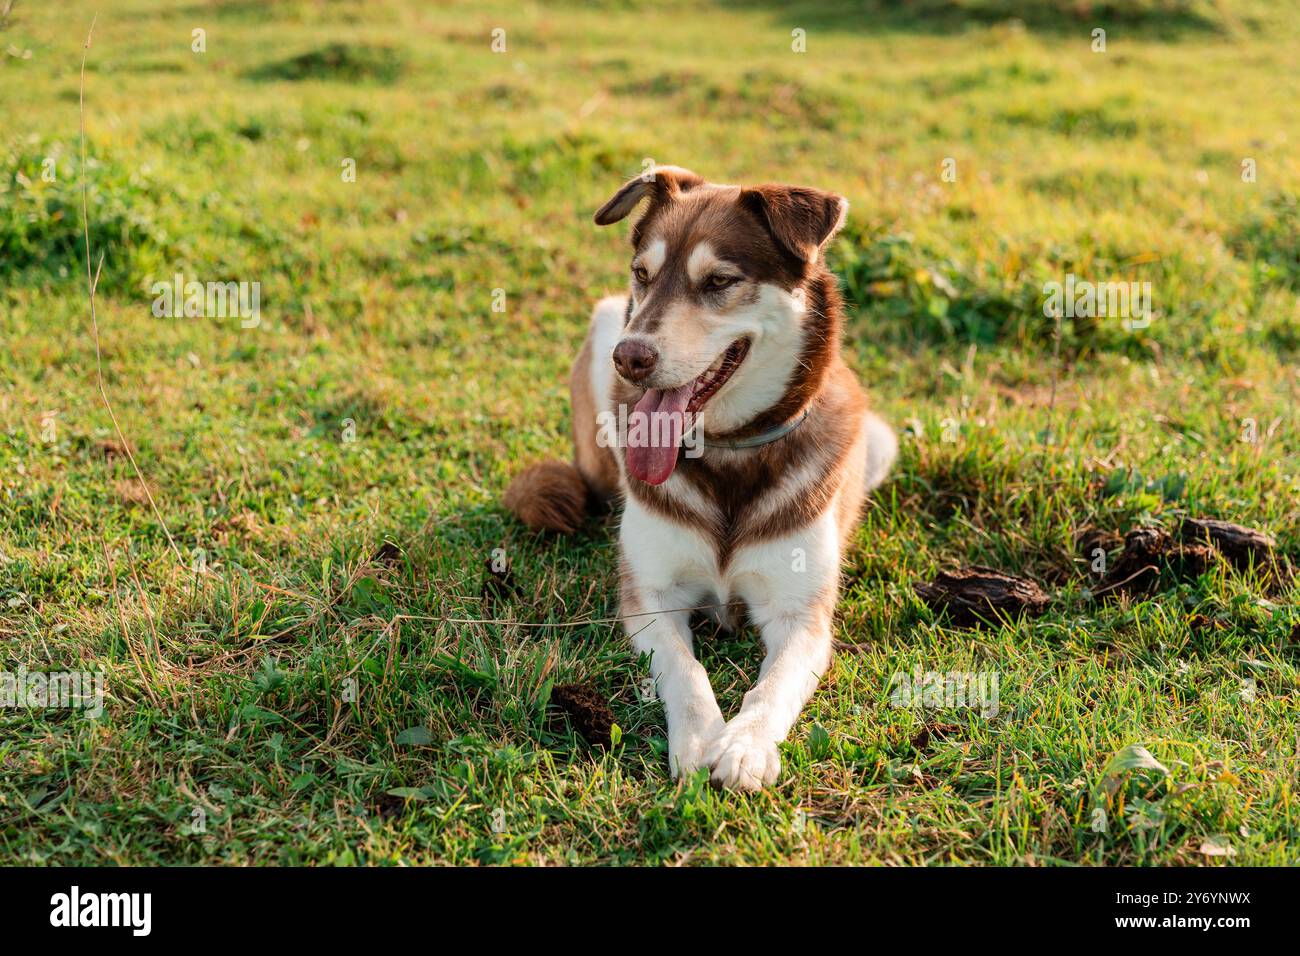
[549, 682, 615, 749]
[611, 70, 701, 97]
[910, 722, 960, 751]
[1168, 543, 1219, 578]
[248, 43, 406, 84]
[370, 792, 407, 821]
[914, 566, 1050, 627]
[1077, 527, 1123, 562]
[370, 540, 402, 566]
[212, 510, 261, 542]
[1187, 613, 1226, 635]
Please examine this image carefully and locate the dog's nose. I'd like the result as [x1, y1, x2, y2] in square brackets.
[612, 339, 658, 382]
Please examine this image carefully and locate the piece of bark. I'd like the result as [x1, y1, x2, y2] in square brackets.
[910, 722, 960, 751]
[1096, 527, 1169, 596]
[1179, 518, 1276, 571]
[1167, 543, 1219, 578]
[1123, 527, 1170, 561]
[914, 566, 1050, 627]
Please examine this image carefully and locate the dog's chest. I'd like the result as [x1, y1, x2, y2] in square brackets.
[647, 452, 832, 557]
[618, 486, 842, 629]
[620, 466, 842, 610]
[622, 498, 787, 600]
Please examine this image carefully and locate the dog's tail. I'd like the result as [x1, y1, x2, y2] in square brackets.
[504, 460, 589, 534]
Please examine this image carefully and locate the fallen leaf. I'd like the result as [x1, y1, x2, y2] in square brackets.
[1198, 836, 1237, 858]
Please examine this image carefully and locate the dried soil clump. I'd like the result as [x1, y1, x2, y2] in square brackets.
[550, 682, 615, 748]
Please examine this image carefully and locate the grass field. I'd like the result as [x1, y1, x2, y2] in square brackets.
[2, 0, 1299, 865]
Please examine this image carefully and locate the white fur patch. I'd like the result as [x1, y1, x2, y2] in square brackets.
[686, 242, 721, 283]
[863, 411, 898, 492]
[639, 239, 667, 278]
[700, 283, 805, 433]
[589, 295, 624, 417]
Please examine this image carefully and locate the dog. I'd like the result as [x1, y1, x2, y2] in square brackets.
[505, 165, 897, 789]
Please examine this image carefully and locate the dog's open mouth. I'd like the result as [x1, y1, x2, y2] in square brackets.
[625, 337, 750, 485]
[686, 337, 750, 414]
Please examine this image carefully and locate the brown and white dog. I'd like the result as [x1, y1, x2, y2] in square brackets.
[506, 165, 896, 789]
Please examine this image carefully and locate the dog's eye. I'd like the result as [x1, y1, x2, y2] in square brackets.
[705, 274, 739, 290]
[632, 266, 650, 284]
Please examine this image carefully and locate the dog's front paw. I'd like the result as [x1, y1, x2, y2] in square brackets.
[669, 716, 725, 779]
[704, 720, 780, 791]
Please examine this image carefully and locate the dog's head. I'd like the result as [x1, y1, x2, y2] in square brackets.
[594, 165, 848, 483]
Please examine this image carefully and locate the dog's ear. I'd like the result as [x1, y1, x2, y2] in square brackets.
[593, 165, 705, 225]
[739, 184, 849, 264]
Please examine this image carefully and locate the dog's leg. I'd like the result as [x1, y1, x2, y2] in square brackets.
[703, 606, 833, 790]
[623, 577, 724, 778]
[619, 498, 724, 778]
[705, 514, 840, 790]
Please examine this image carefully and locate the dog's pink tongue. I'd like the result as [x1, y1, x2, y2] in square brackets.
[626, 384, 692, 485]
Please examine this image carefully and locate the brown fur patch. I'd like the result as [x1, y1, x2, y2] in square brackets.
[739, 184, 847, 264]
[593, 166, 705, 229]
[503, 460, 587, 534]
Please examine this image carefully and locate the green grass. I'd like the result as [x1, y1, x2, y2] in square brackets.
[1, 0, 1298, 865]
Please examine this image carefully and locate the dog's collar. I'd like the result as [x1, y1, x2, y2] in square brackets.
[703, 408, 810, 450]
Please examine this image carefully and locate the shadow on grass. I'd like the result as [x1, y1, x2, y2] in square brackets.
[719, 0, 1230, 39]
[245, 43, 406, 85]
